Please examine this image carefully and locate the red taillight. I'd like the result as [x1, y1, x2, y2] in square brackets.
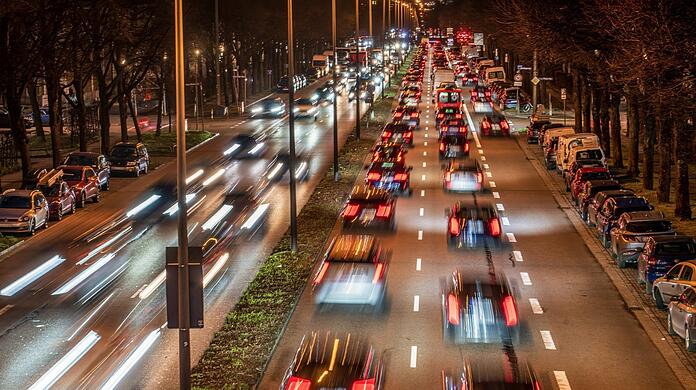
[352, 379, 376, 390]
[393, 112, 403, 118]
[485, 91, 491, 97]
[455, 114, 462, 119]
[405, 131, 413, 139]
[313, 263, 330, 285]
[445, 171, 451, 182]
[464, 143, 470, 152]
[439, 142, 445, 151]
[376, 204, 392, 218]
[367, 172, 381, 181]
[459, 126, 467, 133]
[647, 257, 657, 267]
[344, 203, 360, 218]
[449, 217, 460, 236]
[437, 113, 444, 118]
[371, 265, 384, 284]
[482, 121, 491, 129]
[502, 295, 518, 327]
[489, 218, 501, 237]
[382, 131, 392, 138]
[500, 121, 509, 129]
[286, 376, 311, 390]
[477, 172, 483, 183]
[447, 293, 460, 325]
[411, 112, 419, 118]
[471, 91, 478, 96]
[394, 173, 408, 181]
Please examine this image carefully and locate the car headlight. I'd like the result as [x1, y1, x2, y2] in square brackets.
[127, 161, 137, 166]
[19, 215, 31, 222]
[293, 107, 300, 113]
[311, 94, 319, 101]
[250, 107, 262, 113]
[272, 106, 283, 113]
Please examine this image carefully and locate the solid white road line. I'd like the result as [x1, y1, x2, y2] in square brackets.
[486, 171, 493, 178]
[520, 272, 532, 285]
[513, 250, 524, 262]
[554, 371, 572, 390]
[419, 208, 424, 216]
[418, 230, 423, 240]
[0, 304, 14, 317]
[506, 232, 516, 242]
[410, 346, 418, 368]
[420, 190, 425, 197]
[413, 295, 420, 312]
[501, 217, 510, 226]
[492, 191, 500, 198]
[489, 181, 496, 188]
[529, 298, 544, 314]
[496, 203, 505, 211]
[416, 258, 422, 271]
[540, 330, 557, 350]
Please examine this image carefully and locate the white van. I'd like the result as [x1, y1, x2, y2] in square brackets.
[567, 145, 606, 170]
[557, 133, 599, 174]
[485, 66, 506, 84]
[542, 127, 575, 153]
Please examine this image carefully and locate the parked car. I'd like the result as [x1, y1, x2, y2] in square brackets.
[653, 261, 696, 309]
[575, 179, 622, 214]
[668, 286, 696, 351]
[109, 142, 149, 177]
[638, 236, 696, 293]
[595, 196, 653, 247]
[36, 169, 76, 221]
[525, 120, 550, 144]
[609, 211, 676, 268]
[59, 166, 101, 207]
[585, 189, 635, 225]
[568, 167, 612, 201]
[0, 189, 49, 235]
[564, 159, 606, 192]
[62, 152, 111, 190]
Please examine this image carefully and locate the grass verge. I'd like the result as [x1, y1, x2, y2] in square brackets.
[0, 235, 21, 253]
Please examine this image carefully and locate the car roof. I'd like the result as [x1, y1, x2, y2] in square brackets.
[578, 167, 609, 173]
[623, 210, 666, 221]
[2, 189, 34, 197]
[350, 185, 392, 201]
[449, 159, 479, 170]
[327, 234, 379, 263]
[113, 142, 141, 148]
[66, 151, 100, 157]
[586, 179, 620, 188]
[649, 235, 695, 244]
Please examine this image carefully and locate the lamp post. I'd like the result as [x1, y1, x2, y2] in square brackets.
[332, 0, 339, 181]
[173, 0, 190, 388]
[355, 0, 361, 139]
[214, 0, 221, 106]
[287, 0, 298, 252]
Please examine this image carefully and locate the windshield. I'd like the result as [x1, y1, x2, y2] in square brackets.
[656, 242, 696, 256]
[626, 221, 672, 233]
[65, 155, 96, 166]
[582, 171, 610, 180]
[443, 135, 466, 145]
[0, 195, 30, 209]
[38, 185, 61, 197]
[111, 146, 136, 159]
[62, 169, 83, 181]
[576, 149, 603, 160]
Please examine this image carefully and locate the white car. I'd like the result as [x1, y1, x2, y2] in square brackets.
[293, 98, 318, 120]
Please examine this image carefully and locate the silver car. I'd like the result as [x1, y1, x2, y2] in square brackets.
[0, 189, 49, 235]
[609, 211, 675, 268]
[668, 286, 696, 352]
[653, 261, 696, 309]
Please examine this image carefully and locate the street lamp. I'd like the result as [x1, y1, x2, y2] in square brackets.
[332, 0, 339, 181]
[287, 0, 298, 252]
[355, 0, 361, 140]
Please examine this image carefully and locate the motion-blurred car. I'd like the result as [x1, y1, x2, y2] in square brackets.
[371, 142, 407, 163]
[280, 331, 385, 389]
[265, 151, 310, 182]
[36, 169, 76, 221]
[446, 201, 502, 248]
[653, 261, 696, 309]
[59, 165, 101, 208]
[293, 98, 319, 120]
[365, 160, 412, 196]
[342, 185, 396, 230]
[109, 142, 149, 177]
[62, 151, 111, 190]
[0, 189, 49, 234]
[442, 360, 542, 390]
[442, 271, 520, 344]
[249, 97, 287, 118]
[392, 105, 421, 127]
[479, 113, 510, 136]
[638, 235, 696, 292]
[312, 234, 388, 307]
[224, 134, 267, 159]
[439, 134, 470, 160]
[380, 123, 415, 147]
[443, 159, 484, 193]
[436, 107, 462, 126]
[610, 211, 676, 268]
[668, 286, 696, 351]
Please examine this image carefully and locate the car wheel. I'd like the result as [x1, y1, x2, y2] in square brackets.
[667, 313, 676, 335]
[70, 201, 76, 214]
[56, 208, 63, 221]
[687, 328, 696, 352]
[102, 180, 110, 191]
[78, 192, 86, 208]
[28, 220, 35, 236]
[617, 254, 627, 268]
[654, 287, 665, 309]
[134, 168, 140, 177]
[43, 218, 48, 229]
[143, 164, 149, 174]
[93, 189, 101, 203]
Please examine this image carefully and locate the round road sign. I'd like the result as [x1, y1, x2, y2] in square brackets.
[514, 73, 523, 82]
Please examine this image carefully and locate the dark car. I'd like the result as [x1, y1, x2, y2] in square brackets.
[63, 152, 111, 190]
[380, 122, 415, 147]
[249, 97, 287, 118]
[442, 271, 519, 344]
[365, 160, 412, 196]
[575, 179, 622, 214]
[439, 134, 470, 160]
[479, 113, 510, 136]
[392, 105, 421, 127]
[442, 360, 542, 390]
[342, 185, 396, 230]
[638, 236, 696, 292]
[568, 167, 612, 200]
[223, 134, 267, 159]
[446, 201, 502, 248]
[109, 142, 149, 177]
[280, 332, 385, 390]
[58, 165, 101, 208]
[526, 120, 550, 144]
[265, 151, 310, 182]
[371, 142, 407, 163]
[585, 189, 636, 225]
[595, 196, 653, 247]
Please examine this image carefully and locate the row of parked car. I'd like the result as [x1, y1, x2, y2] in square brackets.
[526, 116, 696, 352]
[0, 142, 151, 235]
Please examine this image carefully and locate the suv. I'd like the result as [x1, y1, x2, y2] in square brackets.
[109, 142, 149, 177]
[609, 211, 676, 268]
[62, 152, 111, 190]
[0, 189, 49, 234]
[638, 236, 696, 293]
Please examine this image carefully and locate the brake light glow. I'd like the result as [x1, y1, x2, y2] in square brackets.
[482, 121, 491, 129]
[367, 172, 381, 181]
[286, 376, 312, 390]
[382, 131, 392, 138]
[489, 218, 501, 237]
[439, 142, 445, 152]
[647, 257, 657, 267]
[372, 264, 384, 284]
[405, 131, 413, 139]
[376, 204, 392, 218]
[411, 112, 419, 118]
[471, 91, 478, 96]
[464, 143, 470, 152]
[313, 263, 329, 285]
[447, 293, 460, 325]
[344, 203, 360, 218]
[502, 295, 518, 327]
[351, 378, 376, 390]
[500, 121, 509, 129]
[394, 173, 408, 181]
[449, 217, 460, 236]
[437, 113, 444, 118]
[477, 172, 483, 183]
[445, 171, 451, 182]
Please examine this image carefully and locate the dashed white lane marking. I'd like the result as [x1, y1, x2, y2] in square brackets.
[478, 149, 484, 154]
[529, 298, 544, 314]
[492, 191, 500, 198]
[520, 272, 532, 285]
[423, 151, 427, 156]
[424, 133, 428, 138]
[422, 162, 427, 168]
[496, 203, 505, 211]
[410, 346, 418, 368]
[418, 230, 423, 240]
[424, 141, 428, 146]
[425, 126, 429, 130]
[513, 250, 524, 262]
[421, 174, 426, 181]
[481, 156, 487, 161]
[489, 181, 496, 188]
[501, 217, 510, 226]
[554, 371, 572, 390]
[540, 330, 557, 350]
[483, 163, 489, 169]
[420, 190, 425, 197]
[462, 101, 479, 146]
[486, 171, 493, 178]
[507, 233, 517, 242]
[419, 208, 424, 216]
[413, 295, 420, 312]
[0, 304, 14, 317]
[416, 258, 422, 271]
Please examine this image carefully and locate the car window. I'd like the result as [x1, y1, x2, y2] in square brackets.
[667, 265, 683, 280]
[0, 195, 31, 209]
[85, 169, 95, 179]
[625, 221, 671, 233]
[680, 266, 694, 281]
[112, 146, 137, 158]
[687, 290, 696, 307]
[34, 195, 44, 207]
[656, 242, 696, 256]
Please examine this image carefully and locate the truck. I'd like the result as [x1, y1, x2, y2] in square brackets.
[485, 66, 506, 84]
[312, 54, 330, 77]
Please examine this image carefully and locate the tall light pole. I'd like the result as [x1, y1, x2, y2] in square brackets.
[173, 0, 190, 388]
[214, 0, 221, 106]
[355, 0, 361, 139]
[332, 0, 339, 181]
[287, 0, 298, 252]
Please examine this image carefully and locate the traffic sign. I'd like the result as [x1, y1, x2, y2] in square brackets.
[560, 88, 567, 101]
[517, 65, 531, 71]
[531, 76, 540, 85]
[514, 73, 523, 82]
[538, 77, 553, 81]
[513, 81, 523, 87]
[473, 33, 484, 46]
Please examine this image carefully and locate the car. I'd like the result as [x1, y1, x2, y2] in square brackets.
[564, 159, 606, 192]
[470, 86, 490, 102]
[479, 113, 510, 136]
[109, 142, 149, 177]
[439, 118, 468, 139]
[365, 160, 412, 196]
[610, 211, 676, 268]
[443, 159, 484, 193]
[280, 331, 385, 389]
[653, 261, 696, 309]
[595, 196, 653, 247]
[293, 98, 319, 120]
[380, 123, 415, 146]
[525, 120, 550, 144]
[461, 72, 478, 85]
[391, 105, 421, 127]
[0, 189, 49, 235]
[36, 169, 76, 221]
[370, 142, 407, 163]
[398, 90, 421, 106]
[585, 189, 635, 225]
[575, 179, 622, 214]
[265, 151, 310, 182]
[312, 234, 387, 307]
[442, 360, 542, 390]
[314, 85, 335, 103]
[62, 152, 111, 190]
[638, 236, 696, 293]
[223, 134, 267, 159]
[568, 167, 612, 200]
[442, 271, 520, 344]
[446, 201, 502, 248]
[342, 185, 396, 230]
[435, 107, 463, 126]
[439, 132, 470, 160]
[59, 165, 102, 207]
[249, 97, 286, 118]
[668, 286, 696, 351]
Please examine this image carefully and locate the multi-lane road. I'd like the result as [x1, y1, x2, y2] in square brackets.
[0, 75, 377, 389]
[259, 45, 686, 389]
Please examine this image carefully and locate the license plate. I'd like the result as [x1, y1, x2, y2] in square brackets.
[383, 176, 393, 183]
[361, 209, 376, 221]
[451, 146, 461, 152]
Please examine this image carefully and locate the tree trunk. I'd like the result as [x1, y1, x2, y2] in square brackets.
[155, 77, 163, 136]
[640, 104, 655, 190]
[582, 79, 591, 133]
[609, 92, 623, 167]
[6, 92, 31, 181]
[674, 118, 692, 219]
[600, 87, 610, 158]
[95, 68, 112, 154]
[46, 74, 63, 168]
[656, 114, 671, 202]
[28, 79, 45, 141]
[591, 86, 601, 136]
[73, 68, 88, 152]
[127, 96, 142, 142]
[627, 95, 640, 176]
[117, 85, 128, 142]
[572, 69, 582, 132]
